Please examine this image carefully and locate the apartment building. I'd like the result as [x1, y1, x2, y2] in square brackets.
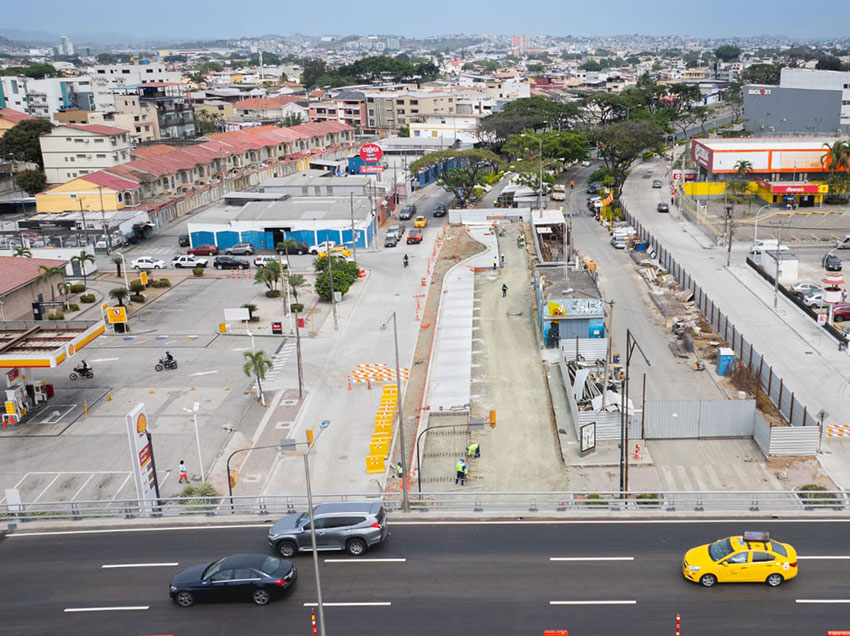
[89, 62, 184, 111]
[54, 94, 161, 145]
[309, 91, 367, 129]
[132, 83, 196, 140]
[232, 95, 310, 123]
[365, 91, 456, 133]
[0, 76, 95, 120]
[40, 123, 131, 184]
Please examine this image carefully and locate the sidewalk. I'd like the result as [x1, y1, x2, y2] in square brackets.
[624, 158, 850, 488]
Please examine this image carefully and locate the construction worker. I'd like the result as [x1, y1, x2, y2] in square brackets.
[455, 458, 467, 486]
[493, 256, 498, 270]
[466, 443, 480, 459]
[396, 461, 404, 479]
[501, 282, 508, 298]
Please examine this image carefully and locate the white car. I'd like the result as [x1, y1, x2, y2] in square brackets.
[308, 241, 336, 255]
[581, 160, 592, 167]
[801, 290, 826, 309]
[130, 256, 167, 270]
[254, 254, 287, 268]
[172, 254, 208, 268]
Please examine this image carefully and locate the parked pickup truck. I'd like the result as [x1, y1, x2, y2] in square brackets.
[172, 254, 208, 268]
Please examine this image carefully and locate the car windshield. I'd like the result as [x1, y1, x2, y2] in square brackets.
[708, 538, 735, 561]
[202, 556, 228, 579]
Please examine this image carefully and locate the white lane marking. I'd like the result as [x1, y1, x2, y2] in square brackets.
[324, 558, 406, 563]
[550, 600, 637, 606]
[109, 473, 134, 502]
[303, 602, 392, 607]
[390, 519, 850, 526]
[70, 474, 96, 501]
[550, 557, 634, 562]
[32, 473, 61, 503]
[64, 606, 149, 612]
[89, 357, 119, 362]
[9, 524, 270, 537]
[101, 562, 179, 569]
[797, 556, 850, 560]
[796, 599, 850, 604]
[232, 347, 251, 351]
[189, 370, 219, 377]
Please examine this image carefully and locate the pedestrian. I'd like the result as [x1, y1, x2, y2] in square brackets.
[466, 443, 480, 459]
[500, 254, 505, 268]
[396, 461, 404, 479]
[493, 256, 498, 270]
[455, 458, 467, 485]
[502, 282, 508, 298]
[178, 460, 188, 484]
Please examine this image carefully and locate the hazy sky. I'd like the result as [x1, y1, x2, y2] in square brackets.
[6, 0, 848, 40]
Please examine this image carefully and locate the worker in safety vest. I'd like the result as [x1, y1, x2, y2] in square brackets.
[396, 461, 403, 478]
[466, 443, 480, 459]
[455, 459, 467, 486]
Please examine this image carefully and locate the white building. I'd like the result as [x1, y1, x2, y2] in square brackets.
[88, 63, 184, 111]
[779, 68, 850, 130]
[0, 76, 95, 119]
[39, 124, 131, 185]
[58, 35, 74, 57]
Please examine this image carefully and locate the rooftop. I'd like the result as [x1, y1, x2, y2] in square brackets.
[59, 123, 129, 137]
[693, 136, 841, 151]
[235, 197, 373, 222]
[0, 108, 34, 125]
[0, 256, 69, 296]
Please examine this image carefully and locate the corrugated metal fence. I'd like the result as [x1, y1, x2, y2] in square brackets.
[622, 202, 819, 431]
[643, 400, 756, 438]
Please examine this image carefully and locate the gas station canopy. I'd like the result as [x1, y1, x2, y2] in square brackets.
[0, 320, 106, 369]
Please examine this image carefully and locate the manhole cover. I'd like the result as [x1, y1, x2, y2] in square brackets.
[275, 421, 293, 429]
[281, 399, 298, 406]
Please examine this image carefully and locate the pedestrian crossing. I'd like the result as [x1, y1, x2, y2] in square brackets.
[265, 341, 297, 380]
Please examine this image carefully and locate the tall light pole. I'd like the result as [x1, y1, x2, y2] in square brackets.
[620, 329, 650, 496]
[752, 203, 773, 245]
[182, 402, 204, 481]
[117, 253, 131, 291]
[381, 312, 409, 512]
[772, 219, 791, 309]
[521, 132, 545, 215]
[349, 192, 358, 262]
[303, 420, 330, 636]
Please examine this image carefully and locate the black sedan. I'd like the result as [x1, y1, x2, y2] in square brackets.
[433, 203, 447, 217]
[823, 252, 842, 272]
[586, 183, 600, 194]
[170, 553, 296, 607]
[213, 256, 250, 270]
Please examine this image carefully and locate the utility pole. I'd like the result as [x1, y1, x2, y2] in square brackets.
[327, 250, 338, 330]
[77, 197, 90, 246]
[98, 185, 109, 252]
[725, 204, 734, 267]
[773, 219, 791, 309]
[601, 300, 614, 412]
[349, 192, 357, 262]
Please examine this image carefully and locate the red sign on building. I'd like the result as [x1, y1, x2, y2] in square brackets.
[359, 143, 383, 163]
[359, 165, 385, 174]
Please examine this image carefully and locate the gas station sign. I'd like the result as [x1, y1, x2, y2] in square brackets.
[107, 307, 127, 324]
[125, 403, 158, 513]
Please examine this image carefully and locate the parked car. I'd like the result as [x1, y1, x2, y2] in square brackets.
[384, 233, 399, 248]
[833, 305, 850, 322]
[586, 183, 600, 194]
[170, 553, 296, 607]
[276, 240, 309, 255]
[611, 235, 628, 249]
[268, 502, 388, 558]
[187, 244, 219, 256]
[213, 255, 249, 270]
[790, 281, 823, 298]
[823, 253, 842, 272]
[308, 241, 336, 255]
[130, 256, 167, 270]
[433, 204, 447, 217]
[178, 234, 190, 247]
[224, 242, 255, 256]
[399, 204, 417, 220]
[581, 160, 592, 167]
[172, 254, 208, 268]
[652, 179, 663, 188]
[657, 202, 670, 213]
[407, 229, 423, 244]
[836, 234, 850, 249]
[254, 255, 287, 268]
[801, 290, 826, 309]
[387, 223, 405, 238]
[413, 215, 428, 228]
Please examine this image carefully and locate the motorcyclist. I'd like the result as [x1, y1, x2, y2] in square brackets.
[165, 351, 174, 364]
[80, 360, 90, 372]
[403, 254, 409, 268]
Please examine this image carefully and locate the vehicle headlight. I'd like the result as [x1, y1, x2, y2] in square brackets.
[687, 565, 702, 572]
[170, 585, 177, 592]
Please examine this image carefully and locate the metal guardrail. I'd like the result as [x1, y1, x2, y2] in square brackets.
[3, 491, 849, 523]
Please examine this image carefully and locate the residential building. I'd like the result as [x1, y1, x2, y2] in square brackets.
[134, 83, 196, 140]
[232, 95, 310, 123]
[309, 91, 367, 129]
[364, 91, 456, 133]
[0, 76, 95, 119]
[57, 35, 74, 57]
[89, 62, 184, 111]
[0, 108, 34, 138]
[40, 124, 131, 184]
[54, 94, 161, 145]
[744, 68, 850, 135]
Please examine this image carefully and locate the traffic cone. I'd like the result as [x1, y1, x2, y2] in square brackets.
[347, 375, 352, 391]
[415, 307, 420, 321]
[633, 443, 640, 460]
[106, 391, 112, 401]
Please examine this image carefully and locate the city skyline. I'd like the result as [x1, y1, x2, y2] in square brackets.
[4, 0, 850, 43]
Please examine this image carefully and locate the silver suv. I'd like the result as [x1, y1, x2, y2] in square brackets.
[268, 502, 388, 557]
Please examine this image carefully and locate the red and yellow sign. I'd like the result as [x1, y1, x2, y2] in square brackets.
[135, 412, 148, 435]
[107, 307, 127, 324]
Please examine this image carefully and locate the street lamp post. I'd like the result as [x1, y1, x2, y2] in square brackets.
[226, 444, 280, 513]
[620, 329, 651, 496]
[117, 253, 131, 290]
[381, 312, 410, 512]
[182, 402, 204, 481]
[303, 420, 330, 636]
[773, 219, 791, 309]
[752, 203, 773, 245]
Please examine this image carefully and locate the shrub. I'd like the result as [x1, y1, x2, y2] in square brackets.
[158, 278, 171, 287]
[315, 269, 352, 301]
[583, 493, 607, 507]
[249, 315, 260, 322]
[129, 293, 146, 303]
[48, 312, 65, 320]
[635, 493, 660, 506]
[179, 482, 221, 511]
[241, 303, 258, 319]
[150, 279, 162, 288]
[641, 151, 654, 160]
[265, 289, 281, 298]
[80, 293, 96, 303]
[129, 280, 145, 293]
[68, 303, 80, 312]
[291, 302, 304, 313]
[797, 484, 840, 508]
[70, 283, 86, 293]
[192, 267, 204, 277]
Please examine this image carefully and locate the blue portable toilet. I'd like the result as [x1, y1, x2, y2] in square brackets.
[716, 347, 734, 376]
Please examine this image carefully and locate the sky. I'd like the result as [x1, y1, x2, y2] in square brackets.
[5, 0, 850, 42]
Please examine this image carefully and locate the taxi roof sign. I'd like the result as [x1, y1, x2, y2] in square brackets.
[743, 531, 769, 542]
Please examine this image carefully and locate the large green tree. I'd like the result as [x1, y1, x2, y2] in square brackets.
[0, 119, 54, 168]
[242, 350, 273, 404]
[14, 169, 47, 195]
[592, 120, 664, 196]
[821, 140, 850, 202]
[714, 45, 741, 62]
[741, 63, 782, 86]
[409, 149, 503, 208]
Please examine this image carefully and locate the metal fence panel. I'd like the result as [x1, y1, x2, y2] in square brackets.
[698, 400, 756, 437]
[779, 385, 793, 420]
[644, 401, 701, 438]
[559, 338, 608, 362]
[753, 413, 771, 455]
[576, 410, 624, 440]
[768, 371, 782, 406]
[768, 426, 820, 456]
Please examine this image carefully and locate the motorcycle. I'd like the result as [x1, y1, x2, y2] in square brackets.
[155, 358, 178, 372]
[403, 255, 409, 268]
[69, 365, 94, 381]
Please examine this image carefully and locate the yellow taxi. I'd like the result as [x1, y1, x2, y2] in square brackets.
[317, 246, 352, 258]
[682, 531, 797, 588]
[413, 215, 428, 228]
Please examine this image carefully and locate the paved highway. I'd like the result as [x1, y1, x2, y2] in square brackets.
[2, 519, 849, 635]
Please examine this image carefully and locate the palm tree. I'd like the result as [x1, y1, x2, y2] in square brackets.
[70, 250, 96, 286]
[36, 265, 64, 303]
[286, 274, 307, 304]
[12, 246, 32, 258]
[111, 254, 124, 278]
[242, 350, 273, 405]
[821, 140, 850, 201]
[254, 259, 281, 293]
[108, 287, 129, 307]
[734, 160, 753, 179]
[57, 281, 73, 309]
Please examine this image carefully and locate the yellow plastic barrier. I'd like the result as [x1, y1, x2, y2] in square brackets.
[370, 439, 389, 456]
[365, 455, 385, 474]
[374, 422, 393, 435]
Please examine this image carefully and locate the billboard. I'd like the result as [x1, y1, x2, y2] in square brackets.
[125, 403, 158, 513]
[359, 143, 383, 163]
[359, 165, 385, 174]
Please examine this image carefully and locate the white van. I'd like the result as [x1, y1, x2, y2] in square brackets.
[749, 239, 790, 255]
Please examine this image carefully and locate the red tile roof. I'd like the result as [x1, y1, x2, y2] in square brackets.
[62, 123, 128, 137]
[233, 95, 305, 110]
[79, 171, 140, 192]
[0, 108, 34, 124]
[0, 256, 68, 296]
